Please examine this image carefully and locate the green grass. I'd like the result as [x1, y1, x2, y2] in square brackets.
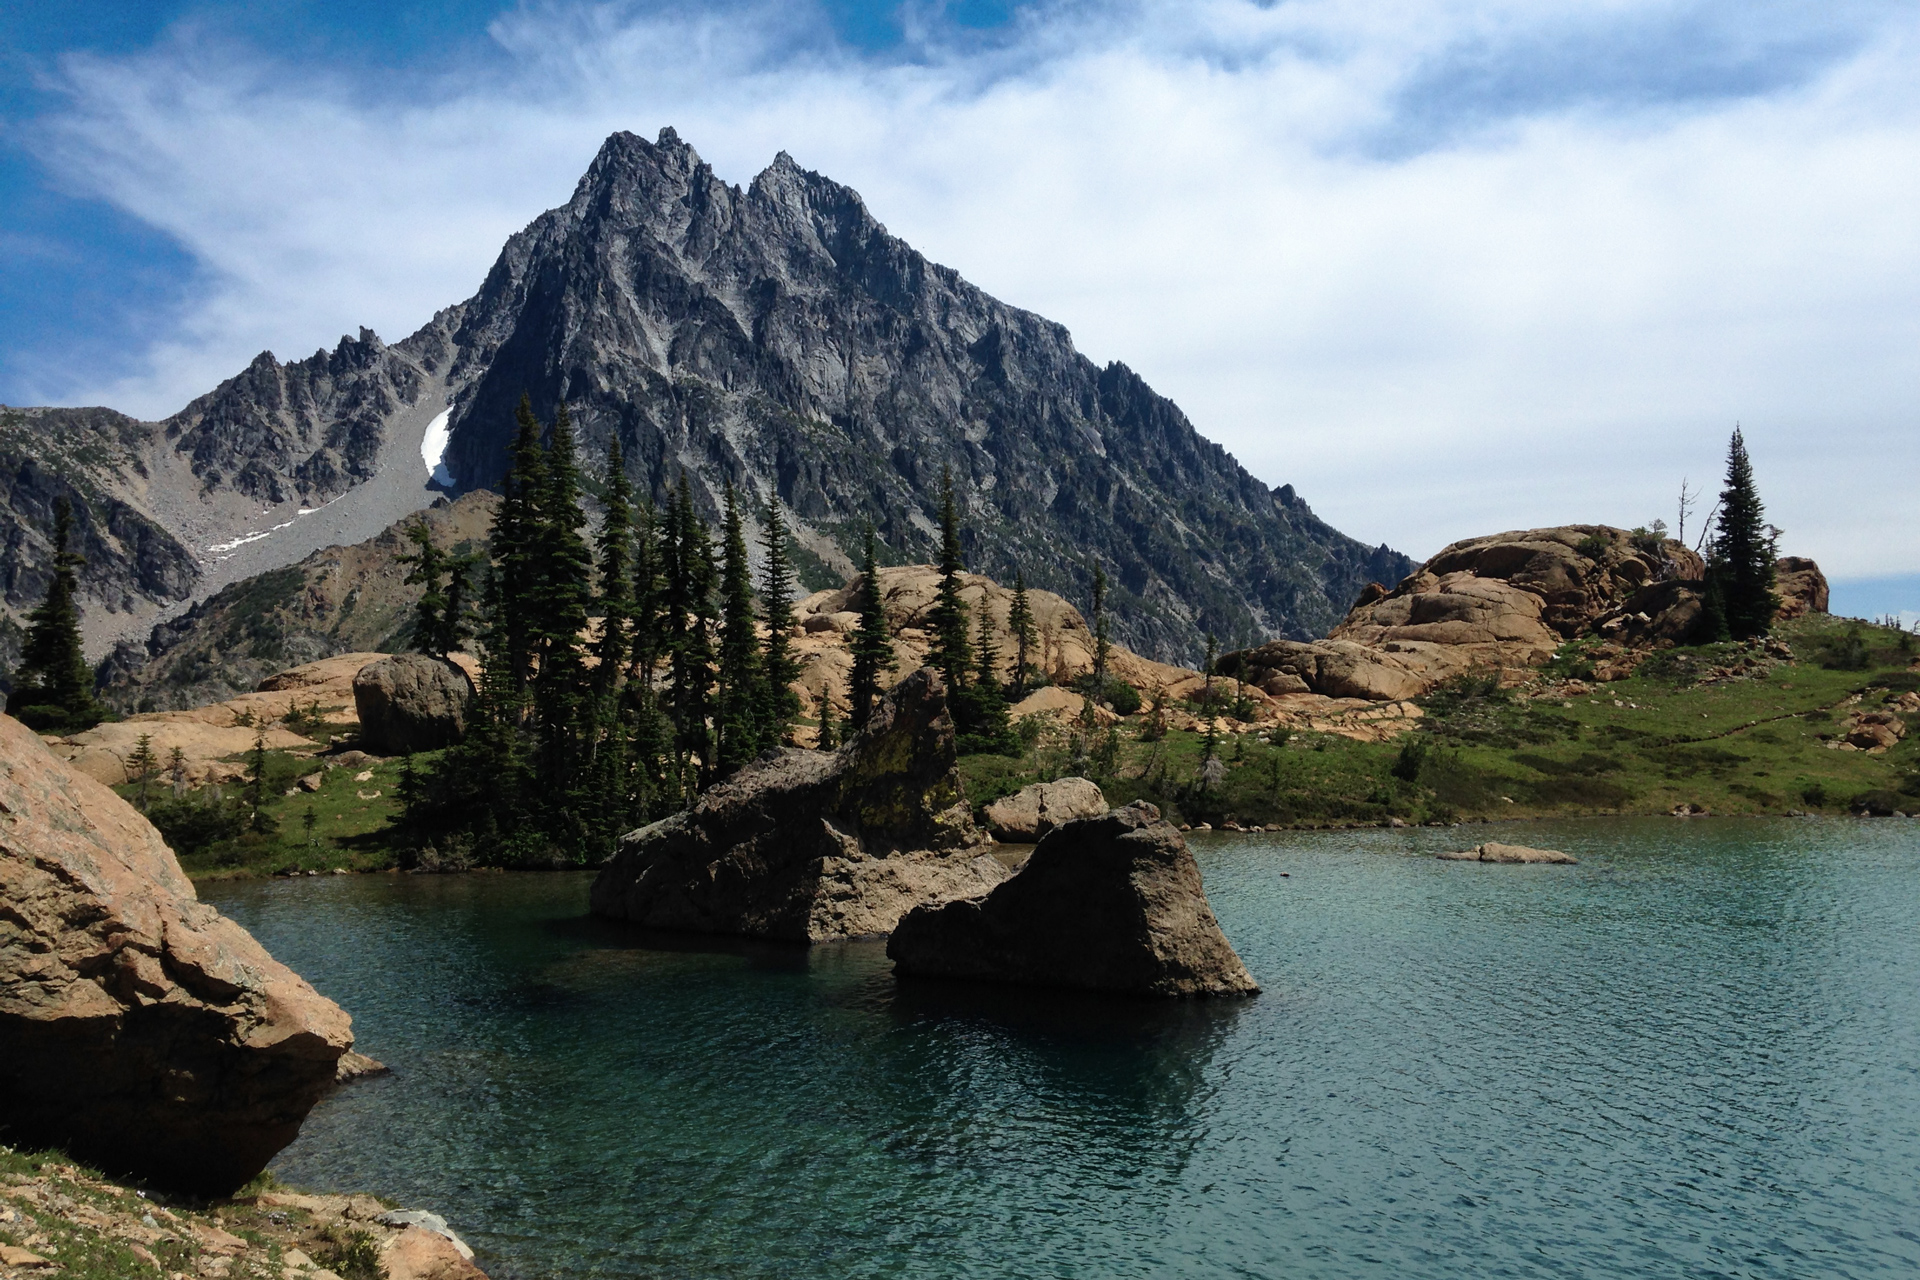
[120, 748, 423, 880]
[958, 616, 1920, 827]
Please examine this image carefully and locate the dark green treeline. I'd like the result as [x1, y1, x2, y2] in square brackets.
[404, 399, 810, 865]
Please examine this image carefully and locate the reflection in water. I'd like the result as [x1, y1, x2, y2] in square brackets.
[207, 819, 1920, 1280]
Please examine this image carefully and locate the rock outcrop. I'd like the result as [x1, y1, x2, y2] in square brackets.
[0, 713, 353, 1193]
[982, 777, 1108, 842]
[353, 653, 475, 753]
[1774, 556, 1830, 620]
[590, 668, 1007, 942]
[887, 801, 1259, 997]
[1436, 841, 1578, 864]
[1223, 525, 1711, 702]
[1844, 710, 1906, 752]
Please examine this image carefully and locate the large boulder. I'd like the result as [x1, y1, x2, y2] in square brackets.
[1222, 525, 1708, 703]
[590, 668, 1008, 942]
[353, 653, 474, 754]
[887, 801, 1259, 997]
[1774, 556, 1830, 620]
[983, 777, 1108, 842]
[0, 713, 353, 1194]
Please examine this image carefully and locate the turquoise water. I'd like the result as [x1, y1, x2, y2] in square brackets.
[207, 819, 1920, 1279]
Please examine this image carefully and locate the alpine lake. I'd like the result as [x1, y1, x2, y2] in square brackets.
[206, 817, 1920, 1279]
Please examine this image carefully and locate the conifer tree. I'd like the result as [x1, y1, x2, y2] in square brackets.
[594, 439, 635, 694]
[244, 731, 274, 834]
[10, 498, 102, 729]
[127, 732, 158, 810]
[666, 476, 716, 786]
[714, 485, 764, 774]
[1090, 564, 1111, 688]
[494, 395, 548, 694]
[848, 525, 895, 730]
[529, 404, 593, 800]
[399, 520, 452, 656]
[631, 500, 663, 689]
[955, 595, 1015, 755]
[1703, 428, 1778, 641]
[1007, 572, 1036, 699]
[757, 496, 801, 745]
[926, 470, 972, 691]
[816, 688, 838, 750]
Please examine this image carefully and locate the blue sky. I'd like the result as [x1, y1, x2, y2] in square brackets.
[2, 1, 1917, 610]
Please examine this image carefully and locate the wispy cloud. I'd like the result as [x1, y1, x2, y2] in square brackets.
[18, 0, 1920, 576]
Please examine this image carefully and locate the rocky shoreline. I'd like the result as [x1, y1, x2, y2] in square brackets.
[0, 1145, 486, 1280]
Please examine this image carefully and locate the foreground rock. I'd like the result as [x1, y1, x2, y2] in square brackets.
[1437, 841, 1578, 864]
[888, 801, 1259, 997]
[591, 668, 1007, 942]
[353, 652, 475, 753]
[0, 713, 353, 1194]
[983, 777, 1108, 842]
[0, 1156, 495, 1280]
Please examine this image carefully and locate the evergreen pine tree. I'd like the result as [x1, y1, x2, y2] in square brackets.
[594, 439, 635, 694]
[127, 732, 158, 810]
[848, 525, 895, 730]
[1007, 572, 1036, 699]
[529, 403, 594, 814]
[1704, 428, 1779, 641]
[434, 553, 472, 658]
[955, 596, 1015, 755]
[1202, 632, 1218, 712]
[666, 476, 717, 788]
[10, 498, 102, 729]
[816, 688, 838, 750]
[244, 731, 274, 834]
[756, 496, 801, 745]
[631, 500, 663, 690]
[1090, 564, 1110, 689]
[926, 470, 972, 691]
[714, 484, 764, 775]
[399, 520, 451, 656]
[495, 395, 548, 694]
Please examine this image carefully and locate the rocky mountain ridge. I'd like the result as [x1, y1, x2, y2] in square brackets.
[7, 126, 1404, 674]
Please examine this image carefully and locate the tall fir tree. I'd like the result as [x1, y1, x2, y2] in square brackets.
[399, 520, 452, 656]
[955, 592, 1015, 755]
[529, 403, 593, 810]
[10, 497, 102, 730]
[926, 469, 972, 690]
[1007, 571, 1036, 699]
[1703, 428, 1779, 641]
[1090, 564, 1111, 688]
[848, 524, 895, 730]
[756, 496, 801, 745]
[631, 500, 663, 689]
[666, 476, 717, 788]
[594, 439, 635, 693]
[714, 484, 764, 774]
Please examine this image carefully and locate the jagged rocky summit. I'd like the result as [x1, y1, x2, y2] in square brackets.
[7, 126, 1407, 673]
[888, 801, 1260, 997]
[0, 712, 354, 1194]
[589, 668, 1007, 942]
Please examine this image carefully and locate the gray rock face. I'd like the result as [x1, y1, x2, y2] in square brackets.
[983, 777, 1108, 842]
[887, 801, 1260, 997]
[590, 667, 1007, 943]
[438, 129, 1407, 661]
[352, 654, 474, 753]
[13, 128, 1407, 672]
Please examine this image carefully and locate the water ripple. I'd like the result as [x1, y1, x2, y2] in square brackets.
[207, 817, 1920, 1279]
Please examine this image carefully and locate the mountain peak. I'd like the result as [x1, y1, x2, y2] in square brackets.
[434, 128, 1410, 658]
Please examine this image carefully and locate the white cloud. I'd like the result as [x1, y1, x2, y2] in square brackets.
[22, 0, 1920, 578]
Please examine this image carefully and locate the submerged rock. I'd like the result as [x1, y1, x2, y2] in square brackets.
[590, 668, 1007, 942]
[1437, 841, 1577, 864]
[887, 801, 1259, 997]
[982, 776, 1108, 842]
[353, 653, 474, 754]
[0, 713, 353, 1194]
